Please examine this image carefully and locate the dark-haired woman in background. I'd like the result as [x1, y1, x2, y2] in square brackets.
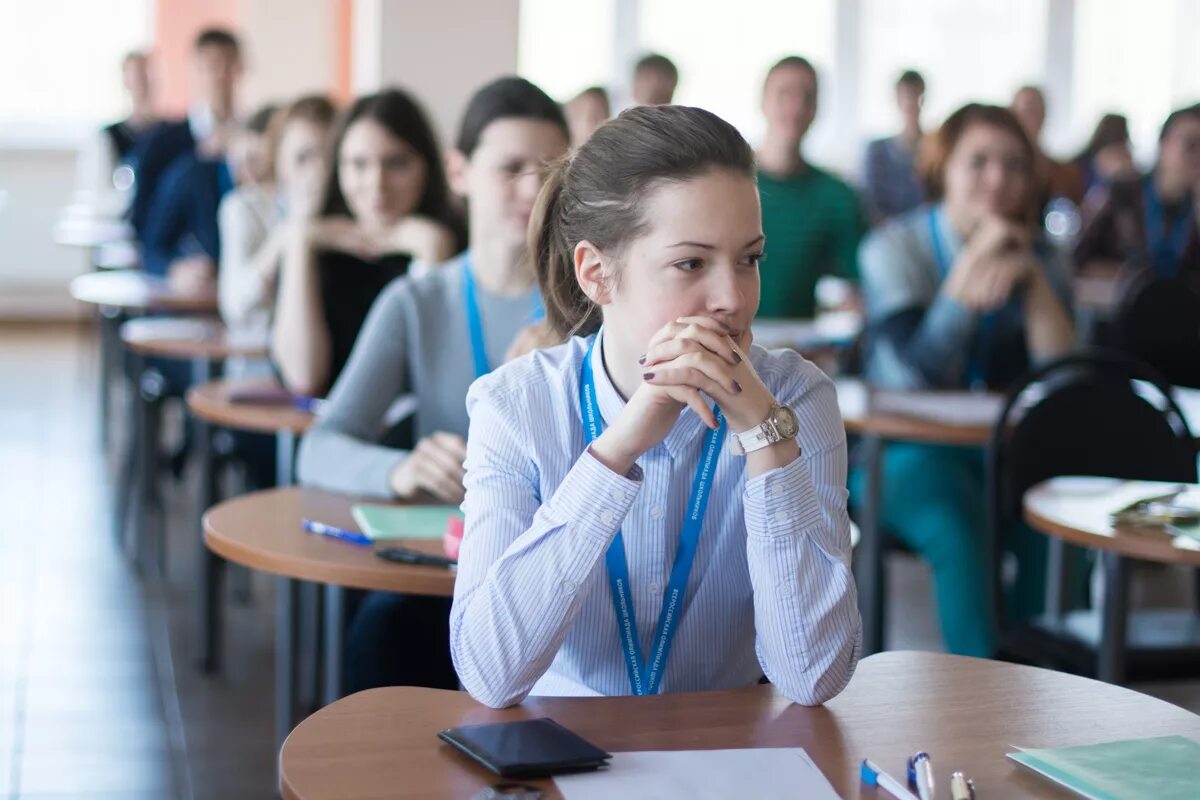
[855, 103, 1075, 658]
[271, 88, 463, 397]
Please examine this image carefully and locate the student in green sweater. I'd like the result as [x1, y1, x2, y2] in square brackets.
[756, 56, 867, 319]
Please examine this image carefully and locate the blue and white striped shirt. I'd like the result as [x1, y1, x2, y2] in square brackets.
[450, 331, 861, 708]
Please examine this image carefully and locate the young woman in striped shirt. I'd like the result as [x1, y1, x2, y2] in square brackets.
[451, 104, 861, 708]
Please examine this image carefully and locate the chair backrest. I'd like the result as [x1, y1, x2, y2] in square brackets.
[1116, 271, 1200, 389]
[985, 349, 1197, 625]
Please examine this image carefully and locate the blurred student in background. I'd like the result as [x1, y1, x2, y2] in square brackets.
[142, 103, 276, 289]
[862, 69, 927, 223]
[756, 56, 866, 319]
[297, 77, 570, 692]
[76, 50, 158, 218]
[565, 85, 610, 148]
[1011, 85, 1084, 210]
[856, 103, 1075, 657]
[129, 28, 244, 240]
[631, 53, 678, 106]
[219, 95, 337, 371]
[271, 88, 463, 397]
[1075, 104, 1200, 280]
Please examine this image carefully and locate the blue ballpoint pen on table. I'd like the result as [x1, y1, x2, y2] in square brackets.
[906, 752, 935, 800]
[302, 519, 371, 546]
[861, 759, 919, 800]
[292, 396, 324, 414]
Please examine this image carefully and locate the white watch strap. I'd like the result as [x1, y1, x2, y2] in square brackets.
[731, 420, 777, 455]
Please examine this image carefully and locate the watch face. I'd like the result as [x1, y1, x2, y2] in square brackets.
[772, 405, 800, 438]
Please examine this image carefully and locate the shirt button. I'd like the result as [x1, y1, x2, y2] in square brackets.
[610, 488, 624, 502]
[599, 511, 615, 525]
[561, 580, 577, 594]
[774, 511, 790, 525]
[772, 484, 787, 498]
[648, 582, 660, 594]
[649, 506, 664, 519]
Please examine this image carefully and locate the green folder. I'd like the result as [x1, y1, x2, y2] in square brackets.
[1008, 735, 1200, 800]
[350, 504, 462, 541]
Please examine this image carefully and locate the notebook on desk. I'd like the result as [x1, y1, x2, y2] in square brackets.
[1008, 735, 1200, 800]
[350, 503, 462, 541]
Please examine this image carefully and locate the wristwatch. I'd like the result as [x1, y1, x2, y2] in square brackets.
[729, 403, 800, 455]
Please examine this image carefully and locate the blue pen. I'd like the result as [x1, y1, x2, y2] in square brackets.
[861, 759, 919, 800]
[292, 396, 325, 414]
[906, 752, 935, 800]
[302, 519, 372, 546]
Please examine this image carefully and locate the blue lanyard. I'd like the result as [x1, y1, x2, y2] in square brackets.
[928, 207, 997, 389]
[462, 253, 546, 379]
[578, 334, 725, 695]
[1142, 177, 1193, 278]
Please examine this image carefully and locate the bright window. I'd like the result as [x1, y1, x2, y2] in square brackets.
[857, 0, 1047, 140]
[638, 0, 837, 147]
[518, 0, 615, 102]
[1072, 0, 1200, 163]
[0, 0, 151, 132]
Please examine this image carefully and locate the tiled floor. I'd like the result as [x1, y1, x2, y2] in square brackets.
[0, 321, 1197, 799]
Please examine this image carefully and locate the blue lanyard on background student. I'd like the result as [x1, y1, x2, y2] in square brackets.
[1141, 177, 1193, 278]
[578, 333, 726, 696]
[928, 207, 997, 389]
[462, 252, 546, 379]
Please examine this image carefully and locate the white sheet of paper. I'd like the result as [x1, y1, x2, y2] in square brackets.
[553, 748, 841, 800]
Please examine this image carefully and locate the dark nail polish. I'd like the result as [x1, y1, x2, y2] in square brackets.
[733, 352, 742, 363]
[643, 372, 655, 380]
[733, 381, 743, 393]
[637, 354, 646, 365]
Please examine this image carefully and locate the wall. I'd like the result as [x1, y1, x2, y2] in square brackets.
[352, 0, 520, 149]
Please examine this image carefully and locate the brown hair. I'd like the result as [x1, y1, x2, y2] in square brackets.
[919, 103, 1036, 213]
[263, 95, 338, 185]
[529, 104, 755, 338]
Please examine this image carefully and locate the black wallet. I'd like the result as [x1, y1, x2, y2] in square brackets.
[438, 718, 611, 778]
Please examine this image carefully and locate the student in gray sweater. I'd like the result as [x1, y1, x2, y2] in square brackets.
[297, 77, 571, 693]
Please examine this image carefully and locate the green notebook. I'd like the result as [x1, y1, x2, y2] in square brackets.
[350, 504, 462, 541]
[1008, 735, 1200, 800]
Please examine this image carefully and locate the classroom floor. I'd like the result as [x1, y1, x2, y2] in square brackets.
[1, 321, 1198, 800]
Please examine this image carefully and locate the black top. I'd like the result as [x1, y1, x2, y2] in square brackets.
[316, 249, 412, 394]
[103, 120, 139, 161]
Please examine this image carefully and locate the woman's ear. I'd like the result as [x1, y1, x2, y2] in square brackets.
[574, 240, 612, 305]
[445, 149, 469, 197]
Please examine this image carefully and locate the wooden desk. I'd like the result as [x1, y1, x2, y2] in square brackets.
[279, 650, 1200, 800]
[186, 377, 315, 437]
[54, 216, 135, 249]
[203, 486, 453, 596]
[753, 312, 862, 360]
[1024, 478, 1200, 682]
[121, 317, 267, 362]
[69, 269, 217, 314]
[71, 270, 216, 456]
[204, 485, 455, 763]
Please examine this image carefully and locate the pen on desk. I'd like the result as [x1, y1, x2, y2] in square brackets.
[302, 519, 372, 546]
[292, 396, 324, 414]
[950, 771, 976, 800]
[906, 752, 935, 800]
[861, 759, 919, 800]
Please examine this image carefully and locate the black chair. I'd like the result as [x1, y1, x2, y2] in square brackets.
[986, 349, 1198, 683]
[1115, 271, 1200, 389]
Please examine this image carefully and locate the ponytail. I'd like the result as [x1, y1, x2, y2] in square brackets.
[529, 157, 602, 338]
